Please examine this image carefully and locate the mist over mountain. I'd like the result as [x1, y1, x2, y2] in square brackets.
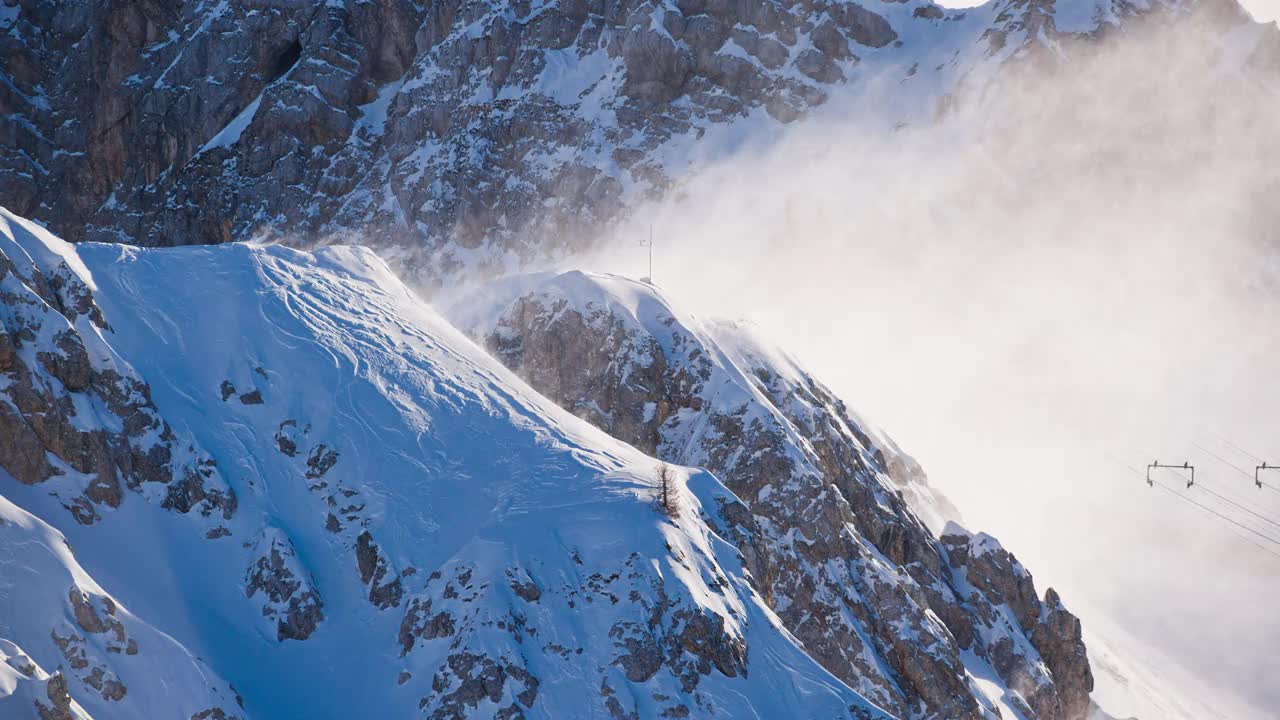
[1, 0, 1277, 719]
[7, 0, 1273, 278]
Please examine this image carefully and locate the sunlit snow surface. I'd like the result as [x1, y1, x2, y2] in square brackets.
[0, 215, 890, 718]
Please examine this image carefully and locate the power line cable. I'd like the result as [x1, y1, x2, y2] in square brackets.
[1153, 459, 1280, 529]
[1192, 440, 1280, 496]
[1220, 524, 1280, 561]
[1192, 441, 1256, 480]
[1147, 480, 1280, 549]
[1190, 482, 1280, 531]
[1118, 461, 1280, 558]
[1213, 434, 1263, 463]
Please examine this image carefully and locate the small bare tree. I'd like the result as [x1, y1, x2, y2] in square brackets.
[656, 462, 679, 518]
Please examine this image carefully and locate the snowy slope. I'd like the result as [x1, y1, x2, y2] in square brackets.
[0, 491, 243, 719]
[1082, 615, 1260, 720]
[438, 254, 1279, 720]
[447, 270, 961, 533]
[0, 208, 891, 719]
[0, 207, 1218, 720]
[446, 270, 1094, 720]
[447, 266, 1256, 720]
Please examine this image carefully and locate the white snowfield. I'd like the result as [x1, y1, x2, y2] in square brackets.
[0, 208, 891, 719]
[0, 208, 1228, 720]
[0, 492, 241, 719]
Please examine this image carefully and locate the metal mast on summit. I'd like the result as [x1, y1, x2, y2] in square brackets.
[638, 225, 653, 283]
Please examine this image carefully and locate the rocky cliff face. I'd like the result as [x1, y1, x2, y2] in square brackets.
[7, 0, 1270, 284]
[0, 0, 921, 272]
[0, 210, 235, 527]
[2, 209, 923, 719]
[448, 270, 1094, 719]
[0, 207, 1101, 719]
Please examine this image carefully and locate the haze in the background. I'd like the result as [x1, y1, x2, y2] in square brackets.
[578, 12, 1280, 720]
[937, 0, 1280, 22]
[1236, 0, 1276, 19]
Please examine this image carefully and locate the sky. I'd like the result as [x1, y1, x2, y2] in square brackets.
[1245, 0, 1279, 19]
[937, 0, 1280, 22]
[637, 141, 1280, 718]
[573, 10, 1280, 717]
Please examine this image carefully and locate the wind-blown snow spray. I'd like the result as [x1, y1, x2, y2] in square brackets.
[569, 10, 1280, 719]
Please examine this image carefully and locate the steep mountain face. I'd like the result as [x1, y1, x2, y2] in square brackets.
[446, 271, 1093, 720]
[0, 209, 235, 527]
[0, 209, 1097, 719]
[6, 0, 1272, 283]
[2, 207, 915, 719]
[0, 1, 1273, 718]
[0, 494, 245, 720]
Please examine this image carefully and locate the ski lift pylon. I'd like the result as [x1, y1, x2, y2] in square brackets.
[1147, 460, 1195, 489]
[1257, 462, 1278, 489]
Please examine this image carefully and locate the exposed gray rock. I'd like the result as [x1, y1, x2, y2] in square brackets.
[305, 444, 339, 480]
[1, 0, 1274, 291]
[942, 527, 1094, 720]
[399, 597, 457, 655]
[425, 651, 539, 720]
[192, 709, 244, 720]
[244, 528, 325, 641]
[0, 219, 235, 526]
[35, 672, 76, 720]
[356, 530, 404, 609]
[50, 622, 129, 703]
[796, 48, 845, 83]
[274, 420, 300, 456]
[1032, 588, 1095, 720]
[0, 0, 924, 282]
[455, 271, 1095, 719]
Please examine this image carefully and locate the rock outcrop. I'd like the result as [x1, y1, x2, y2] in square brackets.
[2, 224, 911, 718]
[244, 528, 325, 641]
[0, 210, 235, 526]
[450, 270, 1095, 718]
[6, 0, 1265, 284]
[0, 494, 244, 720]
[0, 0, 909, 272]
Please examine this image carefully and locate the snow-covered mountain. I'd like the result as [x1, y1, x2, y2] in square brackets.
[2, 0, 1275, 283]
[0, 208, 1100, 717]
[0, 495, 244, 720]
[0, 0, 1274, 717]
[0, 206, 895, 718]
[447, 270, 1094, 720]
[1, 209, 1097, 719]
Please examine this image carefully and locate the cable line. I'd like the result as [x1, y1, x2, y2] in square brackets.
[1190, 482, 1280, 531]
[1200, 438, 1280, 492]
[1117, 461, 1280, 559]
[1148, 480, 1280, 549]
[1213, 515, 1280, 560]
[1213, 434, 1262, 463]
[1192, 441, 1256, 480]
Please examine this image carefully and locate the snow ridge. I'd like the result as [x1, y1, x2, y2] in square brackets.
[0, 213, 896, 719]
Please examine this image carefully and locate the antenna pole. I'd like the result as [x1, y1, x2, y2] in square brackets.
[639, 225, 654, 282]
